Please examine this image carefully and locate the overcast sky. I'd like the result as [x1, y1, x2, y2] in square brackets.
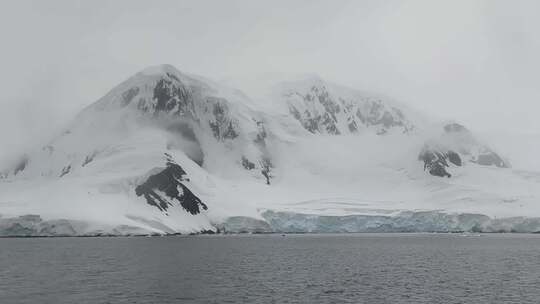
[1, 0, 540, 164]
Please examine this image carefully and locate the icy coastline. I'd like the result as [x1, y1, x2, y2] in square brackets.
[3, 210, 540, 237]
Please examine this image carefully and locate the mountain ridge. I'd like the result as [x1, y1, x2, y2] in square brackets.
[1, 64, 536, 236]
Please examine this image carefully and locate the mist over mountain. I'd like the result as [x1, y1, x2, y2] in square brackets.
[1, 64, 539, 236]
[3, 1, 540, 173]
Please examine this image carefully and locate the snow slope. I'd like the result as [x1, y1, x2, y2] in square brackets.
[1, 64, 539, 236]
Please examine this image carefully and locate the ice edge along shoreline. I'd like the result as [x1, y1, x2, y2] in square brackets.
[4, 210, 540, 237]
[2, 231, 540, 239]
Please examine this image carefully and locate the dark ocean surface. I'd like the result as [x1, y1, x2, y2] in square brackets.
[1, 234, 540, 303]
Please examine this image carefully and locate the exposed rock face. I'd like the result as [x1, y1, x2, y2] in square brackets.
[254, 120, 267, 146]
[474, 150, 508, 168]
[13, 156, 28, 176]
[360, 100, 409, 131]
[59, 165, 71, 177]
[241, 156, 255, 170]
[207, 100, 239, 140]
[135, 156, 207, 215]
[444, 123, 468, 133]
[148, 78, 240, 142]
[284, 84, 413, 135]
[121, 70, 242, 143]
[419, 122, 510, 177]
[419, 147, 462, 178]
[287, 86, 340, 134]
[82, 151, 97, 167]
[132, 73, 194, 117]
[152, 75, 193, 115]
[441, 123, 510, 168]
[446, 150, 462, 167]
[260, 158, 273, 185]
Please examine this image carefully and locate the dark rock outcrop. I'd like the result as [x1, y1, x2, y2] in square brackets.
[361, 101, 409, 131]
[474, 151, 508, 168]
[287, 85, 412, 135]
[260, 158, 273, 185]
[444, 123, 468, 133]
[442, 122, 509, 168]
[254, 121, 267, 146]
[241, 157, 255, 170]
[446, 150, 462, 166]
[130, 72, 242, 144]
[287, 86, 340, 135]
[135, 156, 207, 215]
[153, 77, 192, 114]
[419, 147, 462, 178]
[82, 151, 98, 167]
[59, 165, 71, 177]
[13, 156, 28, 176]
[207, 100, 239, 140]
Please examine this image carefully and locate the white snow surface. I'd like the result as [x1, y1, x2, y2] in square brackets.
[1, 64, 539, 235]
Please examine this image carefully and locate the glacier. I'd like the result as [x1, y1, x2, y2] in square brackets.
[3, 211, 540, 236]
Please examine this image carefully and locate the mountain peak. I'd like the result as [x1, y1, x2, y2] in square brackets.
[137, 64, 182, 77]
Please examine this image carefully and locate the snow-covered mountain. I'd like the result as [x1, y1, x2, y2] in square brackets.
[1, 64, 539, 236]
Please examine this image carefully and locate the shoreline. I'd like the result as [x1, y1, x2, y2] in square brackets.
[2, 230, 540, 239]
